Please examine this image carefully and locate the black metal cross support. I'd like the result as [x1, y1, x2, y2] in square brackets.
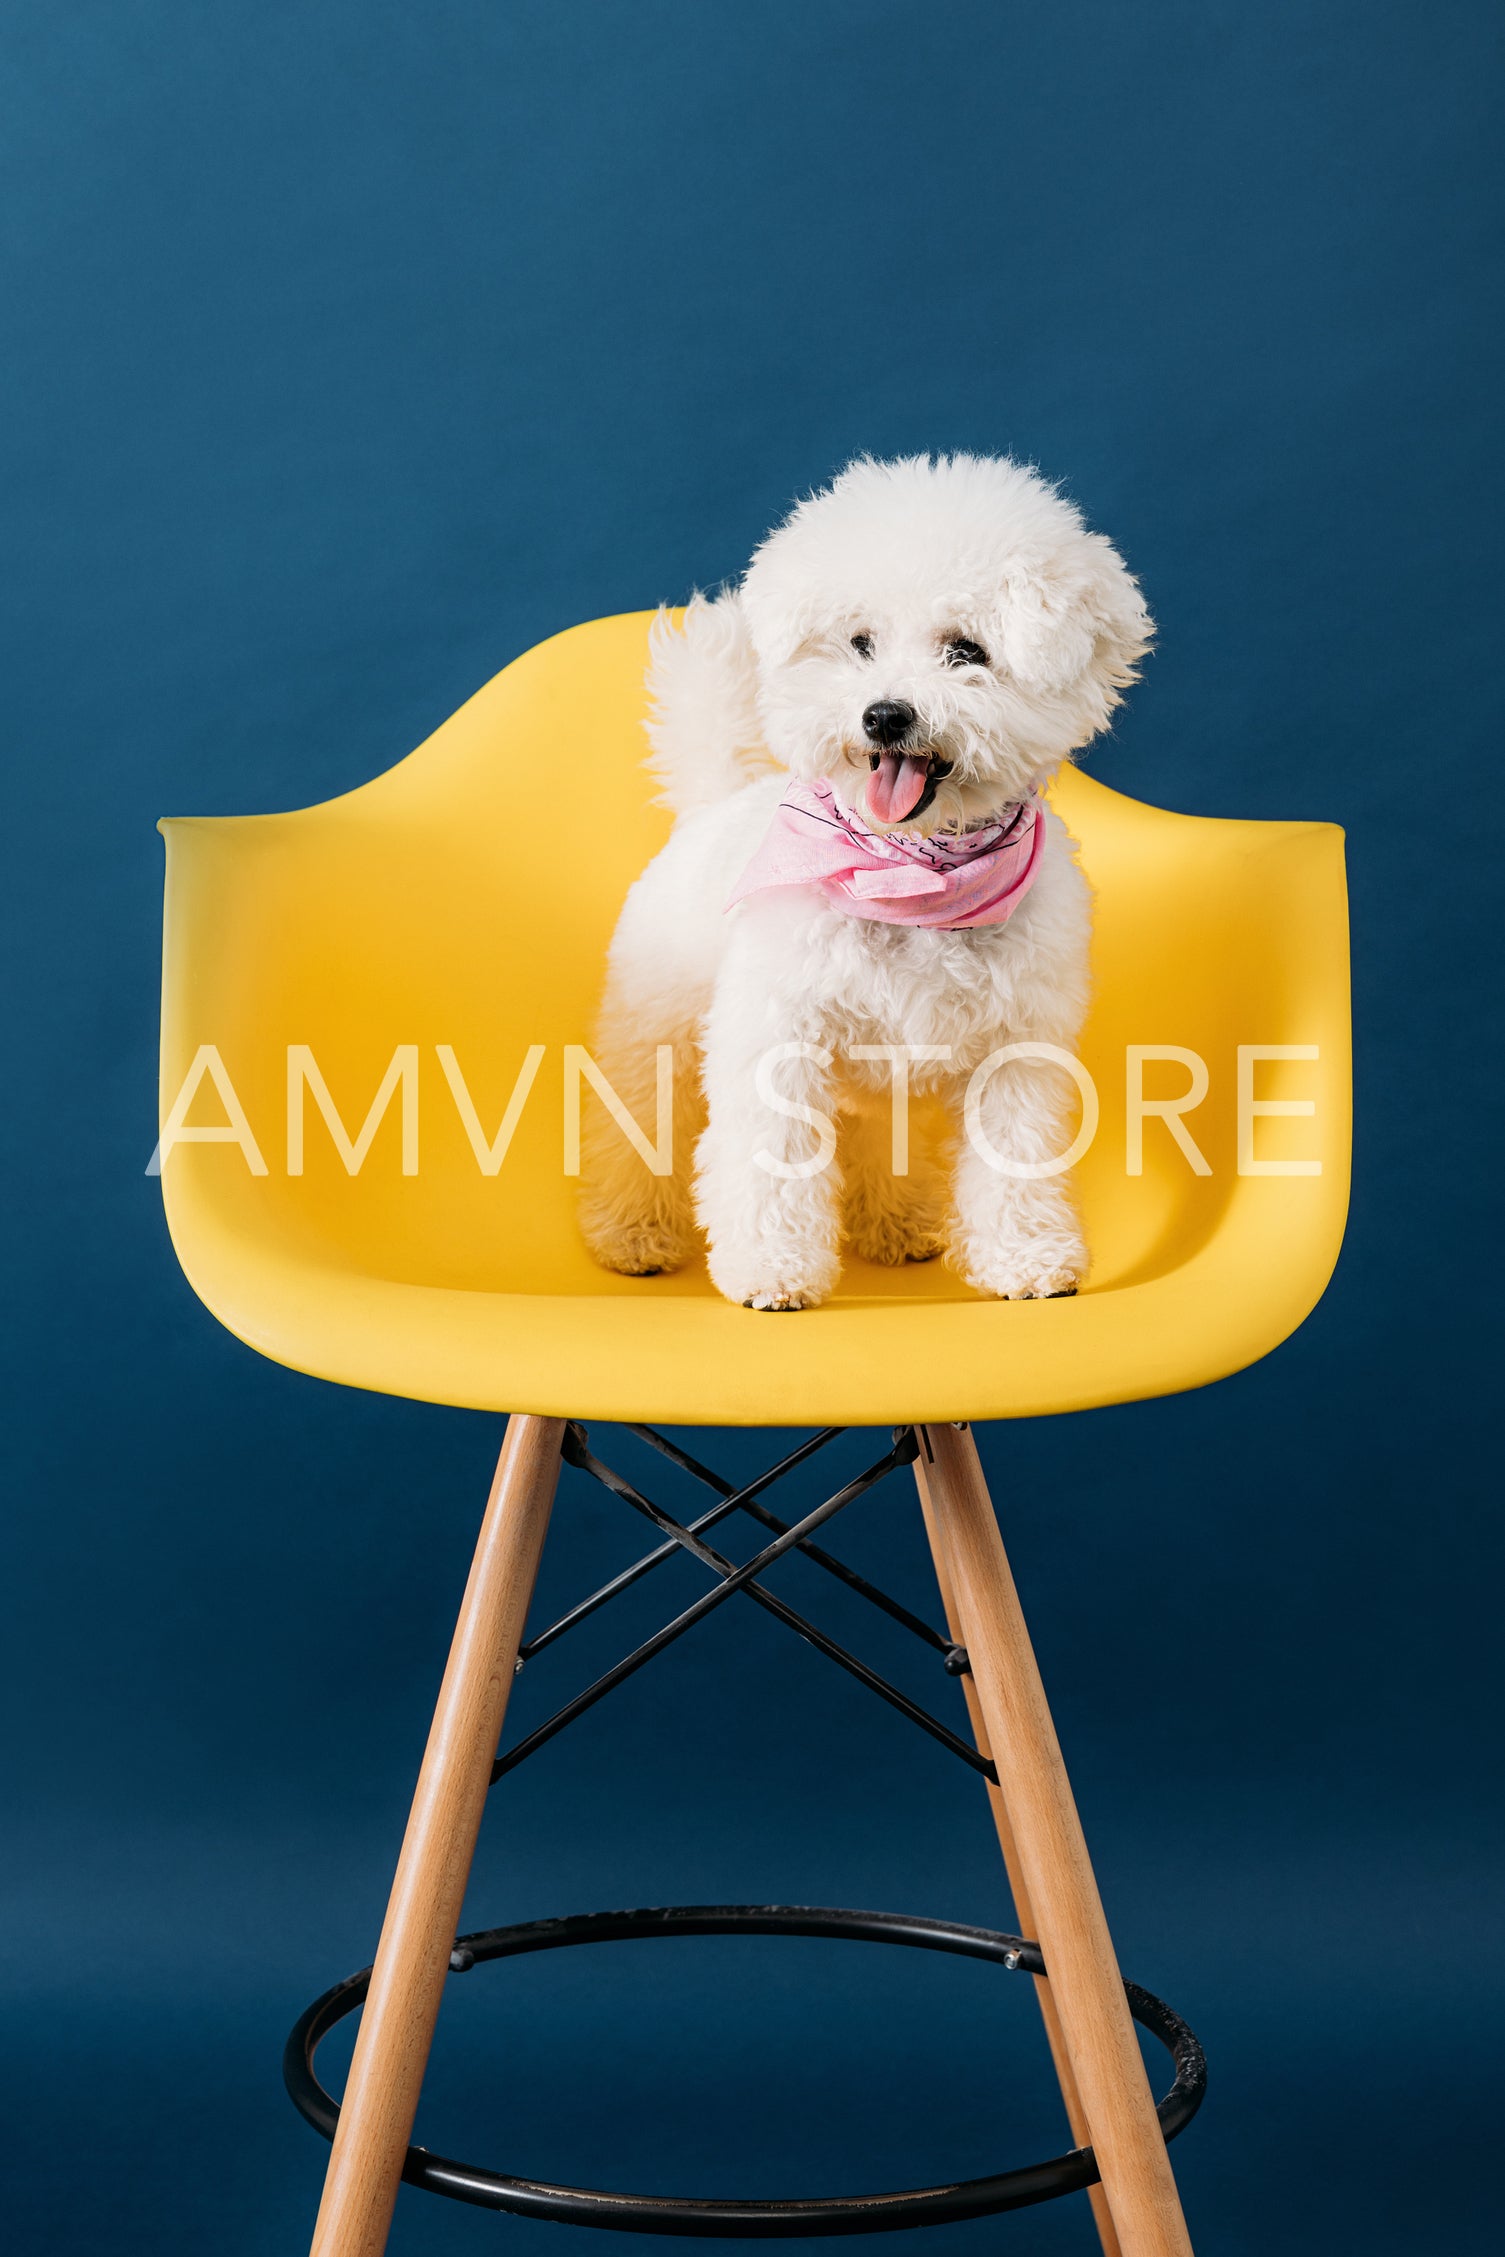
[490, 1424, 998, 1787]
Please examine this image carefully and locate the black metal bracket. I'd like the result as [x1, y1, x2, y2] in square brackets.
[492, 1423, 996, 1786]
[285, 1903, 1207, 2236]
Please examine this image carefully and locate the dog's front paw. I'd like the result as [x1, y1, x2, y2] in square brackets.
[948, 1225, 1086, 1302]
[707, 1243, 840, 1312]
[961, 1256, 1084, 1301]
[743, 1283, 823, 1311]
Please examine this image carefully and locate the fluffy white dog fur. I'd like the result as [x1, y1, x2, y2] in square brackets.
[579, 454, 1151, 1310]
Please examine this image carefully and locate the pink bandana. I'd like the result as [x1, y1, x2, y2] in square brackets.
[727, 777, 1044, 930]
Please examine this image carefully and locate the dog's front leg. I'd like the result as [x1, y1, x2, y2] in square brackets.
[696, 978, 842, 1312]
[946, 1050, 1088, 1300]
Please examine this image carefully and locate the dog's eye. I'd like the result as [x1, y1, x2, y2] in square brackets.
[944, 637, 990, 669]
[850, 632, 874, 659]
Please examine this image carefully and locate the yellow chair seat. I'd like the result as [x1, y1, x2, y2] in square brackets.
[157, 611, 1350, 1426]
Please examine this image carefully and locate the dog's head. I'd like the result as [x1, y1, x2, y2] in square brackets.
[738, 454, 1152, 833]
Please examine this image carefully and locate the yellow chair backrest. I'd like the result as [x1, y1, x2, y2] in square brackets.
[158, 611, 1350, 1425]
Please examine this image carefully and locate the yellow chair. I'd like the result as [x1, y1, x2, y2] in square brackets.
[158, 612, 1349, 2257]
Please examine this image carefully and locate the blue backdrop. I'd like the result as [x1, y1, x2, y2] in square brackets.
[4, 4, 1500, 2252]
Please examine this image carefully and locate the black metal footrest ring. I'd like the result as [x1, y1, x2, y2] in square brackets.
[285, 1903, 1205, 2238]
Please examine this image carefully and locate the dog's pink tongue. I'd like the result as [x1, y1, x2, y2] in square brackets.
[866, 751, 928, 824]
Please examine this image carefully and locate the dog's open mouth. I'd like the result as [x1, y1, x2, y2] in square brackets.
[866, 749, 954, 825]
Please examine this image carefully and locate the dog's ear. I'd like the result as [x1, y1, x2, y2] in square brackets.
[999, 534, 1153, 703]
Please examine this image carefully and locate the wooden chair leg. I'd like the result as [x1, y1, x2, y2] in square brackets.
[913, 1442, 1124, 2257]
[308, 1413, 565, 2257]
[915, 1424, 1194, 2257]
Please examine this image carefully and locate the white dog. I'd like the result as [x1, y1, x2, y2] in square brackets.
[579, 453, 1151, 1310]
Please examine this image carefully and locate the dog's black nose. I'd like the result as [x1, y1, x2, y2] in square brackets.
[862, 699, 916, 747]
